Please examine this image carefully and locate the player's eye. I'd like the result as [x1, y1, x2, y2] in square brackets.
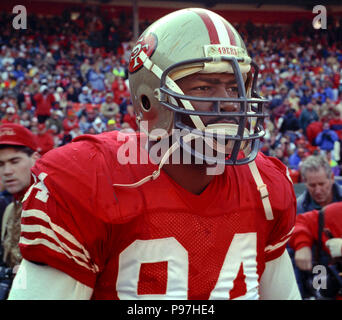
[226, 87, 238, 93]
[224, 87, 239, 98]
[10, 158, 21, 165]
[193, 86, 211, 91]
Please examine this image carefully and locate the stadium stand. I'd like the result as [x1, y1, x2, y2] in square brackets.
[0, 1, 341, 188]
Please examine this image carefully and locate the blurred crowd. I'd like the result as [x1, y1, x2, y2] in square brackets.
[0, 7, 342, 179]
[238, 17, 342, 181]
[0, 7, 138, 155]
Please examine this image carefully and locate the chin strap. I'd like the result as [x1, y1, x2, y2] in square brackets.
[112, 133, 211, 188]
[113, 136, 186, 188]
[248, 160, 273, 220]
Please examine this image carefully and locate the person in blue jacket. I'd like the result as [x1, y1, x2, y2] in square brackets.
[315, 122, 339, 155]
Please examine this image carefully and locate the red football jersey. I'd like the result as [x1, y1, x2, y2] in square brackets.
[20, 131, 296, 299]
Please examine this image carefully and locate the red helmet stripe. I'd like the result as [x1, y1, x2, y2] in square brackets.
[222, 20, 237, 46]
[192, 9, 220, 44]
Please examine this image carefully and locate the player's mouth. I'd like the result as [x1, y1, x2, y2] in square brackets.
[204, 117, 238, 126]
[4, 179, 17, 187]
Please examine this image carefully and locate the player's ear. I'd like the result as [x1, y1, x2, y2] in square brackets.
[245, 71, 253, 93]
[32, 151, 41, 162]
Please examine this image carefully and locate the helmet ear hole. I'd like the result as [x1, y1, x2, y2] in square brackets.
[141, 95, 151, 111]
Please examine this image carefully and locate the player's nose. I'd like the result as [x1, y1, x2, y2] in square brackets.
[3, 163, 14, 175]
[214, 86, 238, 113]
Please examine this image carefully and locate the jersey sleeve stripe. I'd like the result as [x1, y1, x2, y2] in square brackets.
[21, 209, 99, 273]
[279, 226, 294, 241]
[264, 237, 290, 253]
[20, 236, 98, 273]
[264, 227, 294, 253]
[22, 209, 91, 259]
[21, 224, 91, 266]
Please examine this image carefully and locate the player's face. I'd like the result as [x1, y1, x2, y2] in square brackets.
[176, 72, 242, 127]
[304, 168, 334, 207]
[0, 148, 36, 195]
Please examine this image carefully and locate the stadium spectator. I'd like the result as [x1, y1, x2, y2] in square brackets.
[299, 103, 319, 135]
[19, 111, 31, 129]
[80, 58, 92, 83]
[33, 85, 55, 124]
[1, 107, 19, 124]
[288, 90, 300, 112]
[0, 182, 12, 255]
[289, 202, 342, 299]
[111, 77, 130, 107]
[88, 64, 105, 92]
[84, 107, 99, 126]
[45, 110, 63, 135]
[53, 87, 67, 110]
[106, 119, 118, 132]
[66, 85, 79, 103]
[293, 154, 342, 298]
[288, 146, 308, 170]
[35, 123, 54, 156]
[17, 87, 34, 111]
[62, 109, 79, 135]
[329, 109, 342, 163]
[299, 88, 312, 106]
[112, 61, 126, 79]
[78, 114, 91, 134]
[100, 93, 119, 121]
[69, 124, 82, 140]
[297, 155, 342, 213]
[92, 116, 106, 134]
[0, 124, 39, 272]
[315, 122, 339, 156]
[278, 108, 300, 134]
[306, 120, 323, 146]
[325, 150, 340, 176]
[329, 108, 342, 141]
[106, 26, 120, 54]
[78, 86, 93, 104]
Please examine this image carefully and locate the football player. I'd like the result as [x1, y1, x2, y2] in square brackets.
[9, 8, 300, 299]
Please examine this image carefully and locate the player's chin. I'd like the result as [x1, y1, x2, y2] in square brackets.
[5, 185, 20, 195]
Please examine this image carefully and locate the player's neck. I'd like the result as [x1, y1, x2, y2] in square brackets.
[148, 138, 224, 195]
[162, 162, 215, 195]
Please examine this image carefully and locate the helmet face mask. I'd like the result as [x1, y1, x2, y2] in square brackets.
[160, 58, 267, 164]
[128, 8, 269, 165]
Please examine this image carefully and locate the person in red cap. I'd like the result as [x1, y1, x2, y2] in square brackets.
[1, 107, 20, 125]
[0, 124, 39, 298]
[62, 109, 79, 135]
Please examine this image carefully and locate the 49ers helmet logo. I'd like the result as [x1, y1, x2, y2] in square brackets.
[129, 33, 157, 73]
